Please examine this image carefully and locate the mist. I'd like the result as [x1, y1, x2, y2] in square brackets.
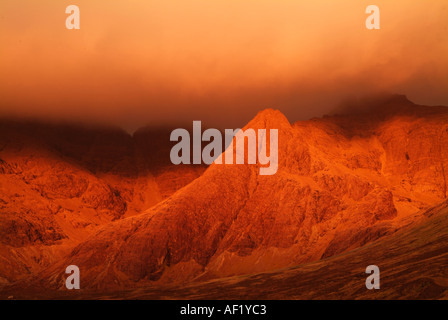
[1, 0, 447, 131]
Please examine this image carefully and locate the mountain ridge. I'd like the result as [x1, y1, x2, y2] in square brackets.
[1, 95, 448, 298]
[30, 96, 448, 290]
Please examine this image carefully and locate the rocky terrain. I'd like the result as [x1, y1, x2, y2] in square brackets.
[0, 122, 204, 285]
[10, 197, 445, 300]
[1, 95, 447, 299]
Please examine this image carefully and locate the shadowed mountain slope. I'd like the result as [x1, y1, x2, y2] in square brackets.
[0, 121, 204, 284]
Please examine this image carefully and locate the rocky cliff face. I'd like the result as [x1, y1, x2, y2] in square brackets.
[0, 121, 204, 284]
[23, 95, 447, 290]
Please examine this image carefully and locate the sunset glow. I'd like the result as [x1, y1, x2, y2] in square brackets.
[1, 0, 447, 129]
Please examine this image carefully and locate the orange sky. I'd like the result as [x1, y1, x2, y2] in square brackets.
[1, 0, 447, 130]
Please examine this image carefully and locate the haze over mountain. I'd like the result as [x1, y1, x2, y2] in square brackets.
[0, 95, 447, 299]
[1, 1, 448, 130]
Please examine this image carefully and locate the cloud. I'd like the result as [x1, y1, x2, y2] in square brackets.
[0, 0, 447, 130]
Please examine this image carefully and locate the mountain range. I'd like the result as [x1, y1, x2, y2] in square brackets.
[1, 94, 447, 299]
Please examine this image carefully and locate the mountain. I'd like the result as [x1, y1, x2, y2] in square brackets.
[0, 121, 204, 284]
[1, 95, 447, 299]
